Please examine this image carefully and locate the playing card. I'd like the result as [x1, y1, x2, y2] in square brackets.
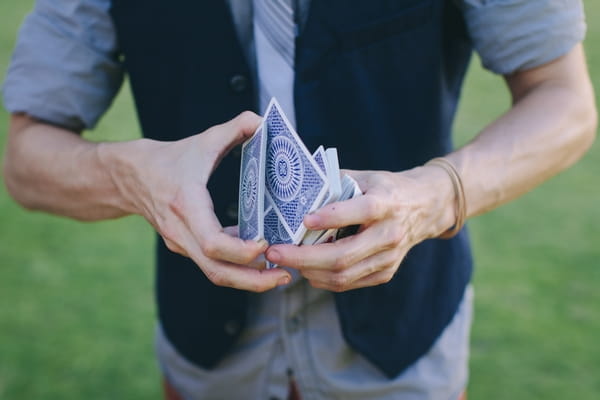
[302, 147, 342, 245]
[237, 97, 361, 262]
[325, 148, 342, 202]
[334, 174, 363, 241]
[339, 173, 362, 201]
[263, 204, 292, 245]
[238, 123, 266, 241]
[305, 173, 363, 245]
[263, 99, 329, 244]
[300, 147, 327, 245]
[312, 145, 327, 174]
[263, 202, 291, 269]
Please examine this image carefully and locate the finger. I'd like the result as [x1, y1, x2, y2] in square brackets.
[267, 220, 401, 271]
[161, 215, 283, 290]
[303, 194, 386, 231]
[340, 267, 398, 291]
[207, 111, 262, 152]
[195, 227, 268, 265]
[196, 257, 290, 292]
[301, 249, 402, 291]
[171, 190, 268, 265]
[223, 227, 266, 269]
[183, 235, 291, 292]
[202, 111, 263, 176]
[203, 262, 290, 292]
[266, 241, 346, 271]
[247, 254, 267, 270]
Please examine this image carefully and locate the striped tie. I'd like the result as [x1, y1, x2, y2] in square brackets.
[254, 0, 297, 126]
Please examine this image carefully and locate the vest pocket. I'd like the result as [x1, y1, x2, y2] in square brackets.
[335, 0, 434, 51]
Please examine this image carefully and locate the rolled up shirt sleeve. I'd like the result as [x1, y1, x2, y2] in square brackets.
[2, 0, 123, 131]
[460, 0, 587, 75]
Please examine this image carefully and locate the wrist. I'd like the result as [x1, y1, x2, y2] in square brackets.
[96, 138, 159, 216]
[406, 163, 458, 238]
[423, 157, 466, 238]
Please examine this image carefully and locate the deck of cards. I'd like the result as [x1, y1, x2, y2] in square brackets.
[238, 98, 361, 267]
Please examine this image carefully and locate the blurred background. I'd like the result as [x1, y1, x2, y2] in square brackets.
[0, 1, 598, 399]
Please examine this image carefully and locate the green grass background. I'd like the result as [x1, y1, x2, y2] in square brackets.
[0, 2, 598, 399]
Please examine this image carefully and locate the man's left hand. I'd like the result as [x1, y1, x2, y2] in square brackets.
[265, 166, 456, 291]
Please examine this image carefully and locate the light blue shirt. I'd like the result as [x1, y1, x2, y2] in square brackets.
[1, 1, 586, 398]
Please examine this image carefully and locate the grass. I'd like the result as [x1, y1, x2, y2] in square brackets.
[0, 3, 157, 399]
[454, 2, 600, 397]
[1, 1, 599, 399]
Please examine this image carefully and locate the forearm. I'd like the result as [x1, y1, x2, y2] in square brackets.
[3, 114, 140, 221]
[446, 45, 597, 219]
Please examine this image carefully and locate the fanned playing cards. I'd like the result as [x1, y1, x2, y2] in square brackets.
[239, 98, 362, 267]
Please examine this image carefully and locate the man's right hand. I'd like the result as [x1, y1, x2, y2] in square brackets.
[98, 111, 292, 291]
[4, 112, 291, 292]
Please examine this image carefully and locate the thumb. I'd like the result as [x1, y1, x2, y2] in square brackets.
[212, 111, 262, 148]
[202, 111, 262, 173]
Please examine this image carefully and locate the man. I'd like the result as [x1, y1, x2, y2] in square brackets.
[3, 0, 596, 399]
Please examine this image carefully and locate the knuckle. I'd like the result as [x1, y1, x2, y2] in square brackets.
[363, 195, 382, 220]
[329, 273, 350, 291]
[160, 223, 180, 248]
[250, 281, 271, 293]
[235, 241, 255, 264]
[308, 279, 327, 290]
[238, 251, 257, 265]
[299, 270, 313, 281]
[205, 269, 230, 287]
[163, 238, 181, 254]
[204, 268, 220, 284]
[200, 238, 220, 259]
[392, 249, 407, 266]
[294, 255, 309, 269]
[333, 254, 352, 271]
[168, 192, 186, 218]
[364, 262, 379, 277]
[386, 227, 404, 248]
[161, 226, 176, 244]
[380, 269, 396, 285]
[329, 285, 346, 293]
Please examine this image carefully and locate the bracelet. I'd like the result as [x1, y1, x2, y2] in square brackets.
[425, 157, 466, 239]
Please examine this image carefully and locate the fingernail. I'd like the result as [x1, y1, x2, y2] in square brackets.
[268, 249, 281, 263]
[257, 239, 268, 248]
[278, 275, 291, 286]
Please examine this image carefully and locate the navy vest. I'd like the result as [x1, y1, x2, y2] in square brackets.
[110, 0, 473, 378]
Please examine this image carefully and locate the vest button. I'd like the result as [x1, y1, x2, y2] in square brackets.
[226, 203, 239, 220]
[229, 74, 248, 93]
[224, 319, 240, 336]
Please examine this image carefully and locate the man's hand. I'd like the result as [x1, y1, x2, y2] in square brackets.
[265, 166, 456, 292]
[265, 44, 597, 293]
[97, 112, 291, 291]
[4, 112, 291, 292]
